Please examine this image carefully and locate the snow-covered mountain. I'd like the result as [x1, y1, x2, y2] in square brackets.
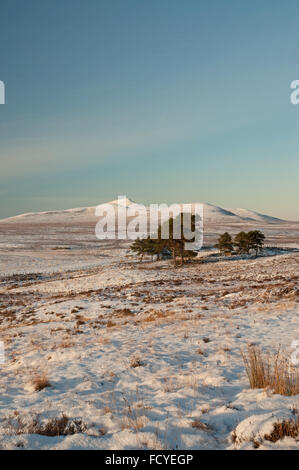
[0, 197, 288, 225]
[200, 203, 242, 223]
[226, 207, 284, 224]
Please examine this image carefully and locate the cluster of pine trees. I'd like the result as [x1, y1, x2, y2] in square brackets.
[130, 215, 266, 265]
[215, 230, 265, 256]
[130, 215, 197, 266]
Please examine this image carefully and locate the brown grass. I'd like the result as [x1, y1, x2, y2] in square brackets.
[120, 395, 148, 432]
[140, 309, 172, 324]
[197, 348, 205, 355]
[98, 427, 107, 436]
[264, 418, 299, 442]
[162, 377, 178, 393]
[35, 415, 85, 436]
[114, 308, 134, 317]
[203, 337, 211, 343]
[241, 346, 299, 396]
[191, 420, 210, 431]
[99, 336, 111, 346]
[130, 355, 144, 368]
[103, 405, 112, 414]
[32, 373, 51, 392]
[58, 337, 74, 349]
[6, 413, 87, 436]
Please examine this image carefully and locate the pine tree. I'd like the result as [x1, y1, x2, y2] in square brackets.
[157, 213, 197, 266]
[247, 230, 265, 256]
[234, 231, 250, 254]
[130, 238, 146, 262]
[130, 236, 163, 262]
[234, 230, 265, 255]
[130, 213, 198, 266]
[215, 232, 233, 255]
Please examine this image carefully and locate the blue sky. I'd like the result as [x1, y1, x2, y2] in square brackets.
[0, 0, 299, 219]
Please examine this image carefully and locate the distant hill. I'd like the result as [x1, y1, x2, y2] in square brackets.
[0, 198, 289, 225]
[226, 207, 285, 224]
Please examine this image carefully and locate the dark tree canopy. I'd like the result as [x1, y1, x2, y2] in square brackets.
[234, 231, 250, 255]
[215, 230, 265, 256]
[215, 232, 233, 254]
[130, 213, 198, 266]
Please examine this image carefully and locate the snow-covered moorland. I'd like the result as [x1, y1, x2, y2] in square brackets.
[0, 244, 298, 450]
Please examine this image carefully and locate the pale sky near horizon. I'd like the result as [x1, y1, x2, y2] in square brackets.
[0, 0, 299, 220]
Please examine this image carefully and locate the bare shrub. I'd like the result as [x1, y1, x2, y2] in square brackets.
[241, 346, 299, 396]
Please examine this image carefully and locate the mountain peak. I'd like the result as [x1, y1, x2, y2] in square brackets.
[108, 197, 136, 207]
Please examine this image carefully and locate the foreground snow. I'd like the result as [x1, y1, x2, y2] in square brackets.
[0, 250, 298, 450]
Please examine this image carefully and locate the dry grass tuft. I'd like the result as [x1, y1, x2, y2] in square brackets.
[99, 336, 111, 346]
[32, 373, 51, 392]
[191, 420, 210, 431]
[162, 377, 178, 393]
[138, 309, 176, 327]
[103, 405, 112, 415]
[120, 395, 148, 432]
[241, 346, 299, 396]
[130, 355, 144, 368]
[264, 418, 299, 442]
[6, 413, 87, 436]
[121, 415, 148, 431]
[114, 308, 134, 317]
[58, 337, 74, 349]
[98, 427, 107, 436]
[35, 415, 85, 436]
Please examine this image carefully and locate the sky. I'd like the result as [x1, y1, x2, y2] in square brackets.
[0, 0, 299, 220]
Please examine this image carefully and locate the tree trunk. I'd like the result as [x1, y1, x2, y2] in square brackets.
[172, 247, 176, 266]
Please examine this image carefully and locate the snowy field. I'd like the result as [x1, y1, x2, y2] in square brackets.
[0, 204, 298, 450]
[0, 233, 298, 449]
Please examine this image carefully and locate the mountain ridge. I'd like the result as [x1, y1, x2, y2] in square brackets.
[0, 198, 292, 224]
